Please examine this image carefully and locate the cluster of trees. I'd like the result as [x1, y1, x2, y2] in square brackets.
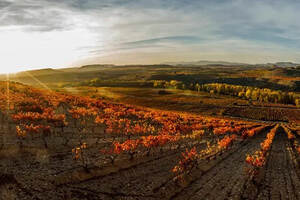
[64, 78, 152, 88]
[153, 81, 300, 106]
[200, 83, 299, 105]
[153, 80, 187, 90]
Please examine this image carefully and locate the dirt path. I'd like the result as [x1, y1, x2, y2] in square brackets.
[55, 146, 201, 199]
[171, 130, 268, 200]
[2, 126, 300, 199]
[48, 132, 267, 199]
[35, 139, 242, 199]
[256, 128, 300, 200]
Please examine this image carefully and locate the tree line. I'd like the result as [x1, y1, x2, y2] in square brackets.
[153, 80, 300, 106]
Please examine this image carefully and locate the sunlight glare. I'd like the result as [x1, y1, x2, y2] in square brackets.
[0, 26, 99, 74]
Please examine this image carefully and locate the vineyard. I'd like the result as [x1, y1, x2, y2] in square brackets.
[0, 81, 300, 199]
[224, 106, 300, 123]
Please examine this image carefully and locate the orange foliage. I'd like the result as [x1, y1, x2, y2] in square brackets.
[172, 147, 198, 175]
[245, 125, 278, 168]
[218, 134, 237, 149]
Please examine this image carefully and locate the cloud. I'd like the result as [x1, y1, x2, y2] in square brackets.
[88, 36, 204, 55]
[0, 0, 72, 31]
[122, 36, 202, 47]
[1, 0, 300, 68]
[0, 0, 11, 9]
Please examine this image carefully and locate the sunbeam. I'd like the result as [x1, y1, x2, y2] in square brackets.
[24, 71, 52, 91]
[6, 73, 10, 113]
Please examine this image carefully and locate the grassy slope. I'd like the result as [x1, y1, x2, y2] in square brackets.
[0, 64, 299, 91]
[58, 86, 300, 124]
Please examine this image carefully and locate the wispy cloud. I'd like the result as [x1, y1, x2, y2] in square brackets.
[1, 0, 300, 70]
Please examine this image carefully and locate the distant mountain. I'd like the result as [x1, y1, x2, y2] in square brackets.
[0, 64, 117, 86]
[0, 61, 299, 88]
[79, 64, 115, 71]
[272, 62, 299, 68]
[163, 60, 300, 68]
[15, 68, 62, 77]
[56, 64, 115, 73]
[3, 61, 299, 78]
[162, 60, 249, 66]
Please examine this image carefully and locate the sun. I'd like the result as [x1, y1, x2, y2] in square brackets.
[0, 26, 97, 75]
[0, 67, 23, 74]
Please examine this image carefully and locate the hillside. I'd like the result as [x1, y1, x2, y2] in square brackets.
[162, 60, 249, 66]
[0, 79, 300, 200]
[0, 63, 299, 92]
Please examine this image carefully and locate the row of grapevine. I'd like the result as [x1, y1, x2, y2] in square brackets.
[0, 81, 266, 178]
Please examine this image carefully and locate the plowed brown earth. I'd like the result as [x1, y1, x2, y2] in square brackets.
[1, 126, 300, 200]
[171, 129, 268, 200]
[256, 129, 300, 200]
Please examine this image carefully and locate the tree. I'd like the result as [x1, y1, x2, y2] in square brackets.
[195, 83, 201, 92]
[295, 99, 300, 107]
[245, 89, 252, 99]
[238, 91, 245, 98]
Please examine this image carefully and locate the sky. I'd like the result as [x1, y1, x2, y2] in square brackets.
[1, 0, 300, 73]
